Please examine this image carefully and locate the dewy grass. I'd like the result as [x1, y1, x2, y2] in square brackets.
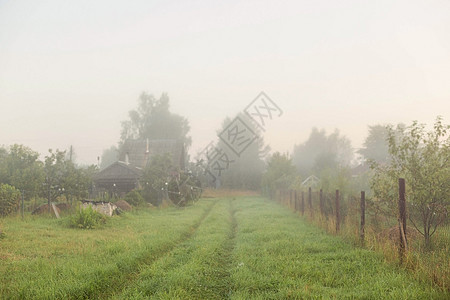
[0, 197, 447, 299]
[0, 199, 216, 299]
[229, 197, 447, 299]
[114, 198, 235, 299]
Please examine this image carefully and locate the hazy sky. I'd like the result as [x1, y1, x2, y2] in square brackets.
[1, 0, 449, 165]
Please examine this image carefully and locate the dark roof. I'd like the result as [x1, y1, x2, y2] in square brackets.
[119, 139, 185, 169]
[94, 161, 143, 185]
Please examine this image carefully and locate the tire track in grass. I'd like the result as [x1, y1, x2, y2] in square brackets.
[113, 198, 238, 299]
[219, 198, 238, 298]
[90, 199, 219, 300]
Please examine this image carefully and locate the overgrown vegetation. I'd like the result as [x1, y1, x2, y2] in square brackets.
[0, 183, 20, 216]
[124, 189, 145, 207]
[69, 205, 107, 229]
[371, 117, 449, 247]
[0, 144, 96, 214]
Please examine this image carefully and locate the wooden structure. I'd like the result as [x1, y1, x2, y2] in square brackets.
[94, 139, 185, 197]
[80, 199, 118, 216]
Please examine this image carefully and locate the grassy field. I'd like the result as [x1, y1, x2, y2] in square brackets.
[0, 197, 447, 299]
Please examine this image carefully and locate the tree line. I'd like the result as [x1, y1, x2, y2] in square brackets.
[1, 90, 448, 249]
[261, 117, 449, 248]
[0, 145, 96, 216]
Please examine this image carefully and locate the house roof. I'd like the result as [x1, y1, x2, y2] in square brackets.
[94, 161, 143, 185]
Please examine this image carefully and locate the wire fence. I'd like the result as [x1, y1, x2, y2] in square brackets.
[275, 179, 449, 291]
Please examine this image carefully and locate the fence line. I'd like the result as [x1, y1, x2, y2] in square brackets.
[275, 179, 412, 264]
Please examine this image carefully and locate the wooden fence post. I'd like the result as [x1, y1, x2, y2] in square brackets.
[294, 190, 298, 211]
[319, 189, 324, 216]
[308, 187, 312, 215]
[398, 178, 407, 262]
[360, 191, 365, 244]
[289, 189, 293, 209]
[335, 189, 340, 233]
[301, 191, 305, 216]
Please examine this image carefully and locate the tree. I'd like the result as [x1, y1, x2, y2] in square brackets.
[212, 113, 270, 190]
[120, 92, 191, 149]
[292, 128, 353, 176]
[371, 117, 450, 247]
[100, 145, 118, 170]
[358, 125, 406, 164]
[261, 152, 296, 198]
[43, 149, 67, 208]
[140, 153, 174, 205]
[43, 149, 95, 207]
[0, 145, 44, 199]
[61, 161, 96, 204]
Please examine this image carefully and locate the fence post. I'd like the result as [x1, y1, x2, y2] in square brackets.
[319, 189, 324, 216]
[398, 178, 407, 262]
[294, 190, 298, 212]
[335, 189, 340, 233]
[289, 189, 293, 209]
[21, 190, 25, 220]
[308, 187, 312, 215]
[301, 191, 305, 216]
[360, 191, 365, 244]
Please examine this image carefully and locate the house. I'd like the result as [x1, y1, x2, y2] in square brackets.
[94, 139, 185, 197]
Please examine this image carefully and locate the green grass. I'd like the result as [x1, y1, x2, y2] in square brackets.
[0, 199, 217, 299]
[0, 197, 447, 299]
[230, 198, 446, 299]
[113, 198, 235, 299]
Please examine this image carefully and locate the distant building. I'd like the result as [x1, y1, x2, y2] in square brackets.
[94, 139, 185, 197]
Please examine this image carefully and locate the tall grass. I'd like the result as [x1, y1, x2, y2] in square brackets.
[231, 197, 446, 299]
[0, 199, 216, 299]
[280, 191, 450, 293]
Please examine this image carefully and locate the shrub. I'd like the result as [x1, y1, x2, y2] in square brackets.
[124, 190, 145, 207]
[0, 184, 20, 217]
[69, 205, 106, 229]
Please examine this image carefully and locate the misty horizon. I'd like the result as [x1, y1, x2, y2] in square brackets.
[1, 0, 449, 165]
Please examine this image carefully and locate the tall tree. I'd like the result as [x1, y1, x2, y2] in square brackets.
[100, 145, 118, 170]
[120, 92, 191, 148]
[261, 152, 296, 198]
[358, 125, 397, 164]
[292, 128, 353, 176]
[211, 113, 270, 190]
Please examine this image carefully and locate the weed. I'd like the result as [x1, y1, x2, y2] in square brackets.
[69, 205, 107, 229]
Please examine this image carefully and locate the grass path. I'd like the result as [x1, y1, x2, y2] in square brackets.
[0, 196, 447, 299]
[113, 198, 237, 299]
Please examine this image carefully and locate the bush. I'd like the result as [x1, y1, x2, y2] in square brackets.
[69, 205, 106, 229]
[0, 184, 20, 217]
[124, 190, 145, 207]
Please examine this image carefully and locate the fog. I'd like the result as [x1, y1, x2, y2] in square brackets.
[1, 0, 449, 165]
